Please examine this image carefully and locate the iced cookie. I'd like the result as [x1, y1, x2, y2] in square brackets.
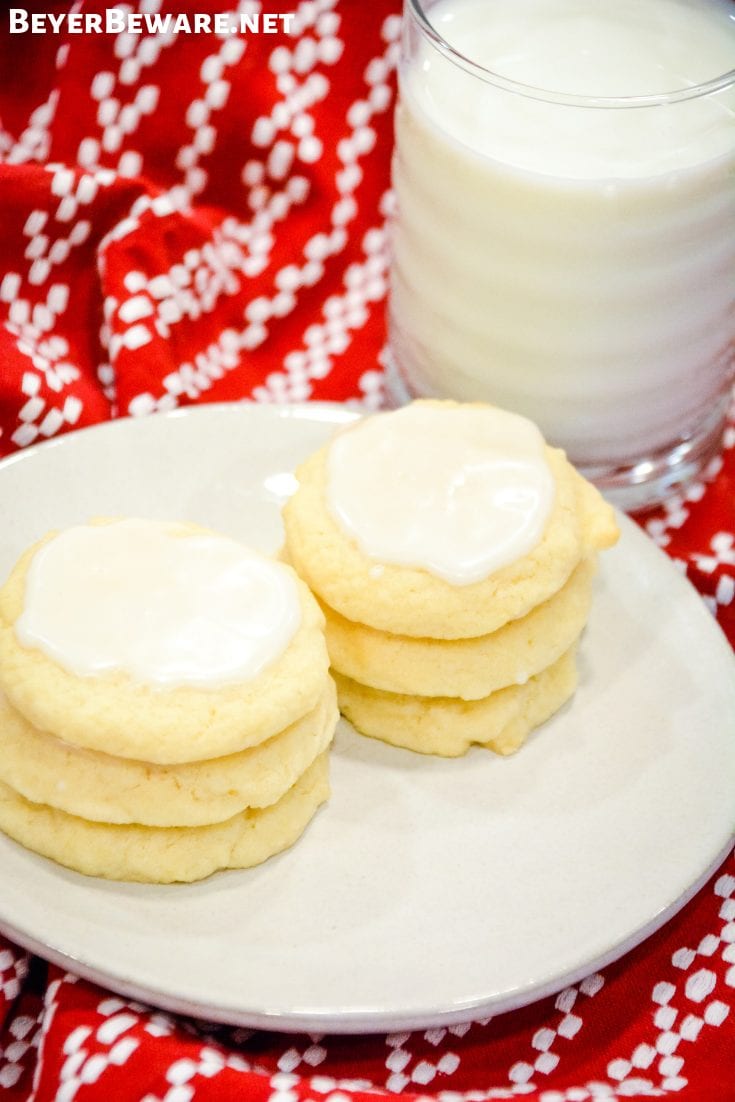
[0, 681, 338, 827]
[0, 519, 330, 762]
[282, 400, 618, 639]
[0, 754, 329, 884]
[334, 649, 578, 757]
[282, 400, 618, 757]
[0, 518, 337, 881]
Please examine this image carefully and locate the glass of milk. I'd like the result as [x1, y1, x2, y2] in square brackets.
[388, 0, 735, 509]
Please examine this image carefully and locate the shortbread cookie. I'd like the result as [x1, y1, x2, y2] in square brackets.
[324, 557, 595, 699]
[0, 754, 329, 883]
[334, 649, 578, 757]
[0, 520, 330, 762]
[282, 401, 618, 638]
[0, 681, 337, 827]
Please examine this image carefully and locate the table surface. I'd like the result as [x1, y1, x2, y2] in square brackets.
[0, 4, 733, 1100]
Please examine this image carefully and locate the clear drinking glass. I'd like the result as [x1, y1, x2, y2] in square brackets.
[387, 0, 735, 509]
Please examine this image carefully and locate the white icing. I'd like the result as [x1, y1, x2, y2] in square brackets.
[15, 519, 301, 688]
[326, 404, 554, 585]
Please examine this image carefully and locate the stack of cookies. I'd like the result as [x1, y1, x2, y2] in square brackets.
[283, 400, 619, 757]
[0, 519, 336, 882]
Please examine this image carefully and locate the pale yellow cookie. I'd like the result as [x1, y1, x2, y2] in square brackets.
[0, 680, 337, 827]
[324, 557, 595, 700]
[282, 401, 618, 639]
[334, 648, 578, 756]
[0, 528, 330, 763]
[0, 753, 329, 883]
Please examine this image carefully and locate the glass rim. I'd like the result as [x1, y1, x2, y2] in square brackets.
[406, 0, 735, 108]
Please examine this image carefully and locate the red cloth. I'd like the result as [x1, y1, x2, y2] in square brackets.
[0, 4, 734, 1100]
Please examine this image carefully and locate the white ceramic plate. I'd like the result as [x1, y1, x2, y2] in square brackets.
[0, 402, 733, 1034]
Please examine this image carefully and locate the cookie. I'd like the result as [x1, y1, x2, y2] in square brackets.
[334, 648, 578, 757]
[282, 401, 617, 638]
[323, 557, 595, 699]
[0, 521, 330, 763]
[0, 754, 329, 883]
[0, 681, 337, 827]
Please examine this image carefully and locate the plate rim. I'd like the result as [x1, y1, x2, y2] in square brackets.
[0, 837, 732, 1034]
[0, 399, 359, 475]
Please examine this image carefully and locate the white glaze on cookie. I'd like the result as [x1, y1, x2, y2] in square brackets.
[326, 404, 554, 585]
[15, 519, 301, 688]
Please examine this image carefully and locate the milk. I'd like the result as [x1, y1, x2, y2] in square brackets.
[390, 0, 735, 468]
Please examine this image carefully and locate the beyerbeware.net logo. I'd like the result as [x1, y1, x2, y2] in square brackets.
[8, 8, 296, 34]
